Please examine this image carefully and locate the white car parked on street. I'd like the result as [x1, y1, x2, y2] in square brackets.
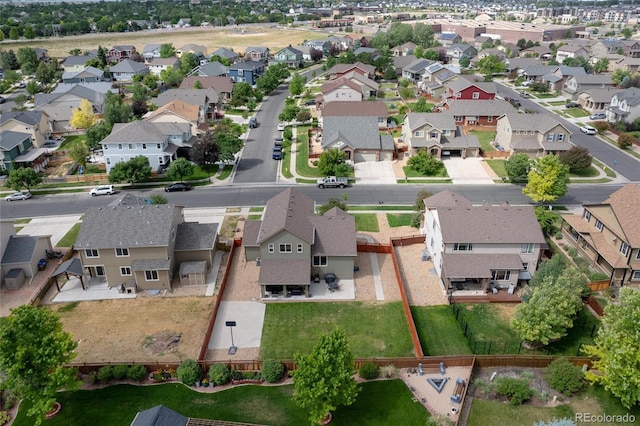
[90, 185, 115, 196]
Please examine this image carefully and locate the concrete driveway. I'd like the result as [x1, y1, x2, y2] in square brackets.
[443, 157, 495, 185]
[354, 161, 396, 185]
[18, 214, 82, 247]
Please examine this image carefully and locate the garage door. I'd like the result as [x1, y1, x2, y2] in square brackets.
[441, 150, 462, 157]
[354, 151, 378, 162]
[379, 151, 393, 161]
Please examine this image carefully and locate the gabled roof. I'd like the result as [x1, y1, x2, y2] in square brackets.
[36, 84, 107, 108]
[256, 188, 315, 244]
[179, 43, 206, 54]
[308, 207, 357, 257]
[403, 58, 435, 74]
[276, 45, 303, 56]
[229, 61, 263, 71]
[613, 87, 640, 106]
[103, 121, 190, 144]
[444, 99, 513, 116]
[499, 112, 570, 134]
[577, 88, 621, 103]
[321, 77, 363, 95]
[447, 43, 476, 54]
[174, 223, 218, 250]
[554, 65, 587, 77]
[394, 41, 417, 51]
[130, 404, 188, 426]
[110, 59, 148, 73]
[440, 33, 461, 40]
[600, 184, 640, 246]
[445, 79, 496, 94]
[245, 46, 269, 54]
[147, 57, 180, 67]
[62, 54, 96, 67]
[322, 101, 388, 118]
[211, 47, 239, 60]
[145, 99, 200, 122]
[424, 190, 473, 210]
[557, 44, 589, 53]
[195, 61, 228, 77]
[111, 45, 135, 51]
[393, 54, 418, 70]
[523, 64, 557, 77]
[180, 76, 233, 92]
[0, 110, 44, 127]
[570, 74, 613, 85]
[1, 235, 37, 264]
[0, 130, 30, 151]
[405, 111, 457, 132]
[62, 66, 103, 81]
[506, 57, 542, 72]
[327, 61, 375, 77]
[342, 71, 379, 89]
[154, 88, 219, 108]
[76, 204, 183, 250]
[142, 43, 161, 54]
[322, 116, 393, 151]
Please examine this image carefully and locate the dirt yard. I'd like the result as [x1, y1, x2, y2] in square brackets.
[8, 26, 323, 59]
[50, 296, 215, 363]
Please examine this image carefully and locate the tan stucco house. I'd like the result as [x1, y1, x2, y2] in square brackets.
[495, 112, 572, 157]
[402, 111, 481, 158]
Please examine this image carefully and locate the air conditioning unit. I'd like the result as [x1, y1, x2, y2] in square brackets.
[256, 257, 261, 266]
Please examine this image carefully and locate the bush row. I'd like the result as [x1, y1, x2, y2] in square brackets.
[90, 364, 148, 384]
[176, 359, 285, 386]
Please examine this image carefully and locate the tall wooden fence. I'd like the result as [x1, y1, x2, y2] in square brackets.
[587, 279, 610, 292]
[586, 295, 605, 317]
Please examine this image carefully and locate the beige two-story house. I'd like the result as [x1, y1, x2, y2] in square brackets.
[561, 184, 640, 288]
[402, 111, 481, 158]
[605, 87, 640, 123]
[243, 188, 357, 298]
[0, 111, 51, 148]
[76, 204, 218, 292]
[495, 112, 572, 157]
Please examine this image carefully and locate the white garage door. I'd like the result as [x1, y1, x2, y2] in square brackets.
[379, 151, 393, 161]
[354, 151, 377, 162]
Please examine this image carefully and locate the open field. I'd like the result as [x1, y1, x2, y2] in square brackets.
[2, 26, 326, 59]
[50, 296, 215, 363]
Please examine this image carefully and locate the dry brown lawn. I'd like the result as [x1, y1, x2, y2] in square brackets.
[5, 26, 324, 59]
[50, 296, 215, 363]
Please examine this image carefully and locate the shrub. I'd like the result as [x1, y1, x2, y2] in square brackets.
[88, 371, 98, 385]
[545, 358, 585, 396]
[1, 389, 17, 410]
[112, 364, 129, 380]
[381, 365, 397, 378]
[209, 363, 230, 385]
[262, 359, 284, 383]
[230, 369, 243, 381]
[593, 121, 609, 134]
[407, 149, 444, 176]
[127, 364, 148, 381]
[559, 146, 592, 173]
[177, 359, 203, 386]
[0, 411, 10, 426]
[359, 362, 379, 380]
[97, 365, 114, 382]
[495, 377, 533, 405]
[617, 132, 635, 149]
[589, 272, 609, 281]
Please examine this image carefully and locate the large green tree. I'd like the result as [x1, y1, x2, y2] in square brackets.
[165, 157, 194, 181]
[103, 92, 132, 128]
[289, 73, 307, 97]
[293, 328, 360, 425]
[159, 43, 175, 58]
[505, 153, 531, 183]
[190, 134, 219, 168]
[16, 47, 39, 74]
[584, 287, 640, 409]
[523, 154, 569, 205]
[6, 167, 43, 192]
[477, 55, 507, 81]
[85, 121, 111, 152]
[68, 141, 90, 169]
[179, 52, 199, 75]
[214, 133, 243, 163]
[108, 155, 152, 187]
[0, 305, 80, 425]
[318, 148, 351, 177]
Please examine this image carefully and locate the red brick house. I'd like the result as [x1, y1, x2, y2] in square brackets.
[327, 62, 376, 80]
[443, 79, 497, 101]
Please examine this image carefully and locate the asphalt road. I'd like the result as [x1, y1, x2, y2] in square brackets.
[0, 184, 624, 219]
[495, 82, 640, 181]
[0, 86, 26, 113]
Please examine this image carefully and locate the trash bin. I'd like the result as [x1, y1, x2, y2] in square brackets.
[38, 259, 48, 271]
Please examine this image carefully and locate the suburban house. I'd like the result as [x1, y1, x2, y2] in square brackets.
[555, 45, 590, 63]
[543, 66, 587, 92]
[177, 44, 207, 61]
[561, 184, 640, 288]
[190, 61, 228, 77]
[438, 33, 463, 47]
[402, 58, 435, 81]
[273, 46, 304, 68]
[519, 46, 552, 59]
[446, 44, 478, 63]
[144, 99, 207, 137]
[142, 43, 162, 61]
[35, 84, 112, 133]
[319, 73, 379, 106]
[154, 88, 221, 120]
[101, 121, 195, 172]
[562, 74, 614, 99]
[420, 63, 460, 98]
[327, 35, 354, 51]
[0, 111, 51, 148]
[107, 45, 137, 62]
[75, 203, 218, 292]
[243, 188, 357, 298]
[320, 101, 388, 129]
[303, 39, 330, 54]
[353, 47, 381, 61]
[244, 46, 270, 62]
[619, 40, 640, 58]
[61, 66, 103, 84]
[422, 190, 546, 295]
[146, 57, 180, 76]
[443, 79, 497, 101]
[0, 131, 49, 172]
[392, 41, 417, 56]
[494, 112, 572, 157]
[611, 56, 640, 73]
[321, 115, 394, 162]
[575, 88, 621, 113]
[402, 112, 481, 158]
[109, 59, 149, 81]
[470, 48, 507, 65]
[292, 44, 321, 62]
[327, 62, 376, 80]
[61, 54, 97, 72]
[590, 40, 621, 58]
[210, 47, 239, 63]
[228, 61, 264, 86]
[1, 229, 53, 289]
[180, 76, 233, 103]
[441, 99, 515, 128]
[606, 87, 640, 123]
[393, 55, 418, 76]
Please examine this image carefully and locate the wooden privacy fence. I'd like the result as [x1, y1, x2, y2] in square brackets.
[391, 235, 424, 247]
[356, 241, 391, 253]
[587, 279, 610, 292]
[586, 295, 605, 317]
[30, 248, 75, 307]
[473, 355, 593, 370]
[481, 151, 509, 159]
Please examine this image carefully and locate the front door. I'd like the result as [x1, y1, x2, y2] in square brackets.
[95, 266, 105, 276]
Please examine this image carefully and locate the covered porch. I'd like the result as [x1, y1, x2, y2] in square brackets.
[259, 258, 311, 298]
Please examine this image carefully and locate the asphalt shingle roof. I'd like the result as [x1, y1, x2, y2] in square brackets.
[322, 116, 385, 150]
[0, 130, 30, 151]
[256, 188, 315, 245]
[130, 405, 188, 426]
[102, 121, 190, 144]
[601, 183, 640, 247]
[110, 59, 148, 73]
[1, 236, 37, 264]
[175, 223, 218, 250]
[0, 110, 43, 126]
[322, 101, 388, 118]
[309, 207, 357, 257]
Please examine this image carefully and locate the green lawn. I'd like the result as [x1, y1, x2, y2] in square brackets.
[406, 102, 434, 112]
[468, 130, 496, 152]
[411, 306, 471, 356]
[386, 213, 415, 227]
[485, 159, 507, 177]
[249, 207, 264, 212]
[184, 165, 218, 181]
[402, 166, 448, 178]
[295, 126, 324, 178]
[59, 135, 86, 150]
[260, 302, 415, 359]
[570, 165, 599, 178]
[215, 165, 233, 180]
[533, 93, 559, 99]
[564, 108, 589, 118]
[56, 223, 81, 248]
[248, 214, 262, 220]
[547, 100, 567, 106]
[349, 206, 414, 211]
[353, 213, 379, 232]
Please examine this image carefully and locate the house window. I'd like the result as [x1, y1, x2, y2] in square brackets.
[454, 115, 462, 122]
[453, 243, 473, 251]
[268, 243, 274, 253]
[522, 263, 529, 271]
[584, 211, 591, 222]
[472, 92, 480, 99]
[521, 243, 534, 254]
[547, 133, 555, 142]
[157, 144, 161, 149]
[128, 144, 135, 150]
[85, 249, 99, 258]
[115, 248, 129, 257]
[145, 270, 159, 281]
[279, 243, 292, 253]
[558, 134, 565, 141]
[491, 270, 511, 281]
[595, 219, 603, 231]
[106, 158, 111, 164]
[142, 144, 147, 150]
[429, 132, 438, 139]
[118, 144, 123, 150]
[158, 157, 164, 165]
[515, 130, 520, 135]
[636, 250, 640, 260]
[297, 243, 303, 253]
[120, 267, 132, 276]
[632, 270, 640, 280]
[488, 116, 493, 122]
[313, 255, 328, 266]
[620, 241, 630, 257]
[414, 131, 424, 137]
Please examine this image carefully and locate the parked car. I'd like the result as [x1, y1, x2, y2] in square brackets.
[589, 113, 606, 120]
[580, 125, 596, 135]
[277, 123, 286, 131]
[5, 191, 32, 201]
[520, 80, 532, 87]
[566, 102, 581, 108]
[164, 182, 192, 192]
[248, 117, 257, 128]
[18, 82, 26, 89]
[43, 141, 57, 147]
[0, 96, 5, 104]
[304, 99, 316, 106]
[274, 137, 283, 146]
[520, 91, 531, 98]
[272, 146, 282, 160]
[90, 185, 115, 196]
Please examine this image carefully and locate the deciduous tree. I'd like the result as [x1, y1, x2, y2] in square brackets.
[103, 92, 132, 128]
[289, 73, 307, 97]
[85, 121, 111, 152]
[69, 140, 90, 169]
[0, 305, 80, 425]
[69, 99, 98, 129]
[165, 157, 194, 181]
[523, 154, 569, 204]
[108, 155, 152, 187]
[477, 55, 507, 81]
[559, 146, 592, 173]
[318, 148, 351, 177]
[293, 328, 360, 425]
[407, 149, 443, 175]
[505, 153, 532, 183]
[584, 287, 640, 409]
[159, 43, 175, 58]
[214, 133, 243, 163]
[16, 47, 39, 74]
[6, 167, 42, 192]
[190, 134, 219, 168]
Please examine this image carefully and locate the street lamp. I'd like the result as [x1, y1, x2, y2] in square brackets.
[225, 321, 237, 355]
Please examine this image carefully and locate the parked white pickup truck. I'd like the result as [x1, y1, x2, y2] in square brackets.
[317, 176, 349, 188]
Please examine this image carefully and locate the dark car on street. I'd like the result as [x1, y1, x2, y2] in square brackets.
[164, 182, 192, 192]
[566, 102, 581, 108]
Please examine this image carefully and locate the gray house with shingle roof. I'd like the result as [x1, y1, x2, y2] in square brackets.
[321, 116, 395, 162]
[606, 87, 640, 123]
[495, 112, 572, 157]
[422, 190, 545, 295]
[402, 112, 481, 158]
[76, 204, 217, 292]
[130, 404, 188, 426]
[1, 234, 53, 286]
[243, 188, 356, 298]
[109, 59, 149, 81]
